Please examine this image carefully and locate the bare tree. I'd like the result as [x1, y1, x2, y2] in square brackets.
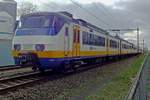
[17, 1, 37, 17]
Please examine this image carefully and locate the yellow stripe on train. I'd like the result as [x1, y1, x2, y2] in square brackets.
[12, 50, 122, 58]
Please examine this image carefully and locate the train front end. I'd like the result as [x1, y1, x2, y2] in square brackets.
[12, 12, 67, 71]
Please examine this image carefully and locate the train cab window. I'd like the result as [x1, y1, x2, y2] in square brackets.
[21, 15, 54, 28]
[43, 19, 50, 27]
[18, 15, 66, 36]
[53, 16, 65, 33]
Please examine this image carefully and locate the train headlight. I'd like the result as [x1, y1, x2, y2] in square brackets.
[14, 44, 21, 51]
[35, 44, 45, 51]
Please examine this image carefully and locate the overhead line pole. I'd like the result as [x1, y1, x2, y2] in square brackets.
[137, 28, 139, 53]
[143, 39, 144, 53]
[107, 28, 140, 53]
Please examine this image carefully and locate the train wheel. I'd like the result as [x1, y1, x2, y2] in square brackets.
[61, 69, 68, 74]
[61, 63, 70, 74]
[72, 61, 82, 72]
[72, 64, 79, 72]
[20, 61, 27, 67]
[39, 67, 45, 73]
[32, 66, 38, 72]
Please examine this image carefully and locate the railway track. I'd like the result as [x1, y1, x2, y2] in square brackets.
[0, 64, 97, 94]
[0, 55, 138, 94]
[0, 65, 31, 71]
[0, 72, 47, 94]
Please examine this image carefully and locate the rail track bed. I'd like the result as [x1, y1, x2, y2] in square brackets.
[0, 65, 31, 71]
[0, 72, 47, 94]
[0, 65, 34, 80]
[0, 56, 140, 100]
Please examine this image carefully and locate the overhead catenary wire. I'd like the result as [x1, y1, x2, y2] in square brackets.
[95, 3, 116, 20]
[37, 0, 56, 11]
[37, 0, 78, 17]
[94, 3, 138, 31]
[70, 0, 111, 28]
[93, 3, 120, 27]
[33, 0, 111, 29]
[93, 3, 111, 19]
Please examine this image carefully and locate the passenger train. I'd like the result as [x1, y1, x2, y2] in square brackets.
[12, 12, 140, 72]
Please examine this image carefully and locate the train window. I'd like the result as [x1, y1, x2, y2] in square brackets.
[118, 42, 120, 48]
[122, 44, 129, 49]
[22, 16, 43, 28]
[89, 34, 94, 45]
[65, 27, 69, 36]
[87, 33, 91, 44]
[22, 15, 54, 28]
[94, 35, 98, 45]
[73, 29, 76, 42]
[82, 31, 105, 47]
[43, 19, 50, 27]
[77, 30, 80, 43]
[82, 32, 85, 44]
[110, 40, 118, 48]
[18, 14, 67, 36]
[98, 36, 105, 46]
[53, 16, 65, 33]
[122, 44, 125, 49]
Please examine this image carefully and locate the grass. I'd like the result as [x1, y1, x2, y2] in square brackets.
[147, 55, 150, 100]
[86, 54, 147, 100]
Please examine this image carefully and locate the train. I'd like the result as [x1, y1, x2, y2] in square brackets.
[12, 11, 141, 72]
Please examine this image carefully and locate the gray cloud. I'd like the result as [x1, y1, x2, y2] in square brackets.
[36, 0, 149, 49]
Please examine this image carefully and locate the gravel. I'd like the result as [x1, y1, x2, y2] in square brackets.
[0, 56, 138, 100]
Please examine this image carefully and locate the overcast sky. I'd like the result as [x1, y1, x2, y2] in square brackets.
[16, 0, 121, 6]
[16, 0, 149, 49]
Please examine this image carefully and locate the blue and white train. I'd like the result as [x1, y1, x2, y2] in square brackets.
[12, 12, 140, 72]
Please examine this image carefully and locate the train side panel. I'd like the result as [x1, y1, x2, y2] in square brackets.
[107, 36, 120, 57]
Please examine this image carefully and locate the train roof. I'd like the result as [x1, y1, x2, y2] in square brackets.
[21, 12, 135, 46]
[22, 12, 108, 33]
[75, 19, 108, 34]
[21, 12, 59, 18]
[115, 35, 134, 45]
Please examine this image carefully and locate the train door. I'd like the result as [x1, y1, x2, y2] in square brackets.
[72, 26, 80, 57]
[120, 40, 122, 55]
[118, 40, 120, 55]
[106, 35, 109, 56]
[64, 26, 69, 57]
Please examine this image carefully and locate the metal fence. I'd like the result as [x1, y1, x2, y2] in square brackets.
[125, 54, 149, 100]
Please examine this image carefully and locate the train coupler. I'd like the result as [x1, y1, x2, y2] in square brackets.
[18, 52, 40, 69]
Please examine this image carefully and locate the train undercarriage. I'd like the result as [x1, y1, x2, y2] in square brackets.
[14, 52, 140, 73]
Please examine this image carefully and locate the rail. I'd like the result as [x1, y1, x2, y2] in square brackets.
[0, 72, 43, 94]
[0, 65, 31, 71]
[125, 54, 149, 100]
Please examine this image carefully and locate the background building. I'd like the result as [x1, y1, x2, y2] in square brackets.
[0, 0, 17, 66]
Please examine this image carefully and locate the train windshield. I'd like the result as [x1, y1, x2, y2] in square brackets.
[16, 15, 66, 36]
[21, 15, 54, 28]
